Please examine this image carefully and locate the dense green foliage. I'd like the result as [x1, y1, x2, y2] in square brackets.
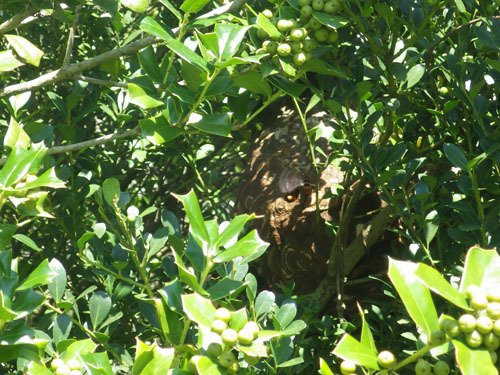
[1, 0, 500, 374]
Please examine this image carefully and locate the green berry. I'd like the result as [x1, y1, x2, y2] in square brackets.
[263, 40, 278, 54]
[434, 360, 450, 375]
[486, 289, 500, 302]
[262, 9, 273, 18]
[465, 330, 483, 348]
[439, 86, 449, 95]
[377, 350, 395, 368]
[323, 0, 339, 13]
[127, 206, 139, 221]
[328, 29, 339, 43]
[415, 359, 431, 375]
[257, 28, 268, 39]
[487, 302, 500, 319]
[218, 351, 236, 368]
[67, 359, 81, 370]
[214, 307, 232, 322]
[308, 18, 323, 30]
[290, 41, 302, 53]
[491, 350, 498, 364]
[277, 43, 292, 56]
[221, 328, 238, 347]
[314, 28, 329, 42]
[51, 359, 65, 370]
[207, 342, 223, 357]
[293, 52, 307, 66]
[428, 329, 447, 346]
[243, 321, 260, 338]
[211, 319, 227, 334]
[187, 355, 201, 373]
[300, 5, 313, 17]
[483, 332, 500, 351]
[493, 319, 500, 336]
[476, 315, 493, 334]
[340, 360, 357, 374]
[466, 285, 482, 297]
[244, 354, 259, 365]
[227, 361, 239, 374]
[277, 19, 294, 32]
[289, 28, 306, 41]
[312, 0, 324, 11]
[442, 319, 460, 338]
[69, 370, 82, 375]
[237, 328, 255, 345]
[302, 38, 317, 52]
[471, 294, 489, 310]
[458, 314, 476, 333]
[56, 364, 71, 375]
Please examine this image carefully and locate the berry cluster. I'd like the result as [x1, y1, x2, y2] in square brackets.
[50, 358, 82, 375]
[189, 307, 261, 374]
[255, 0, 341, 69]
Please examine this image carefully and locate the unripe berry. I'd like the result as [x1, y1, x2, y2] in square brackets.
[314, 28, 329, 42]
[51, 359, 65, 370]
[293, 52, 307, 66]
[262, 40, 278, 54]
[243, 321, 260, 339]
[428, 329, 447, 346]
[302, 38, 317, 52]
[476, 315, 493, 334]
[214, 307, 232, 322]
[277, 43, 292, 57]
[458, 314, 476, 333]
[237, 328, 255, 345]
[490, 350, 498, 364]
[465, 330, 483, 348]
[415, 359, 431, 375]
[289, 28, 306, 42]
[340, 360, 357, 374]
[261, 9, 273, 18]
[328, 29, 339, 43]
[245, 354, 259, 365]
[323, 0, 339, 13]
[486, 289, 500, 302]
[277, 19, 294, 32]
[221, 328, 238, 347]
[312, 0, 324, 10]
[487, 302, 500, 319]
[377, 350, 395, 368]
[227, 361, 239, 374]
[308, 18, 323, 30]
[483, 332, 500, 351]
[218, 351, 236, 368]
[493, 319, 500, 336]
[207, 342, 223, 357]
[211, 319, 227, 334]
[290, 42, 302, 53]
[127, 206, 140, 221]
[471, 294, 489, 310]
[67, 359, 81, 370]
[300, 5, 313, 18]
[56, 364, 71, 375]
[466, 285, 483, 298]
[439, 86, 449, 95]
[434, 360, 450, 375]
[69, 370, 82, 375]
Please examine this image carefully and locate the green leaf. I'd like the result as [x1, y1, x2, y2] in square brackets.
[0, 145, 46, 188]
[215, 215, 255, 249]
[180, 0, 210, 14]
[89, 291, 112, 329]
[181, 293, 215, 328]
[388, 258, 439, 335]
[18, 167, 65, 190]
[0, 224, 17, 251]
[142, 345, 175, 374]
[120, 0, 149, 13]
[255, 290, 275, 318]
[215, 23, 251, 61]
[358, 304, 378, 357]
[0, 50, 24, 72]
[128, 83, 163, 109]
[17, 259, 55, 291]
[319, 358, 334, 375]
[140, 115, 182, 145]
[62, 339, 98, 361]
[48, 258, 67, 303]
[267, 75, 306, 98]
[312, 12, 349, 29]
[159, 0, 182, 20]
[282, 320, 306, 336]
[443, 143, 469, 172]
[5, 34, 44, 67]
[406, 64, 425, 89]
[12, 234, 41, 252]
[414, 263, 469, 310]
[102, 178, 120, 208]
[453, 340, 498, 375]
[173, 190, 210, 244]
[276, 301, 297, 329]
[207, 278, 244, 300]
[27, 361, 54, 375]
[53, 313, 72, 345]
[4, 117, 30, 150]
[138, 46, 163, 83]
[213, 230, 268, 263]
[139, 17, 209, 73]
[80, 352, 114, 375]
[256, 14, 282, 39]
[159, 280, 183, 313]
[233, 71, 272, 97]
[332, 334, 380, 370]
[460, 247, 500, 293]
[187, 113, 232, 137]
[423, 210, 439, 247]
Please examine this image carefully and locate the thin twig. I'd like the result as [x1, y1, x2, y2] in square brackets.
[0, 6, 38, 35]
[73, 74, 128, 88]
[0, 126, 141, 166]
[62, 5, 81, 67]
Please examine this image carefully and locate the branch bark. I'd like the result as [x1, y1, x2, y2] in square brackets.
[0, 6, 39, 35]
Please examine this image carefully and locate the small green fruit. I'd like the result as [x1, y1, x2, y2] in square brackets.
[308, 18, 323, 30]
[69, 370, 82, 375]
[244, 354, 259, 365]
[67, 359, 81, 370]
[262, 9, 273, 18]
[491, 350, 498, 364]
[127, 206, 140, 221]
[471, 294, 489, 310]
[314, 28, 329, 42]
[120, 0, 149, 13]
[433, 360, 450, 375]
[302, 38, 317, 52]
[428, 329, 447, 346]
[311, 0, 324, 11]
[493, 319, 500, 336]
[289, 28, 306, 41]
[483, 332, 500, 351]
[438, 86, 449, 95]
[207, 342, 223, 357]
[458, 314, 476, 333]
[340, 360, 357, 374]
[377, 350, 395, 368]
[415, 359, 431, 375]
[243, 321, 260, 338]
[323, 0, 339, 13]
[227, 361, 239, 374]
[487, 302, 500, 319]
[51, 359, 65, 370]
[277, 43, 292, 56]
[328, 29, 339, 43]
[238, 328, 255, 345]
[476, 315, 493, 334]
[215, 307, 232, 322]
[293, 52, 307, 66]
[218, 351, 236, 368]
[465, 330, 483, 348]
[221, 328, 238, 347]
[486, 289, 500, 302]
[277, 19, 294, 32]
[442, 319, 460, 338]
[263, 40, 278, 54]
[56, 364, 71, 375]
[300, 5, 313, 17]
[290, 41, 303, 53]
[211, 319, 227, 334]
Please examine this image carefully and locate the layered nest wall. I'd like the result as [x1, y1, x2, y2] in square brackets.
[236, 108, 394, 303]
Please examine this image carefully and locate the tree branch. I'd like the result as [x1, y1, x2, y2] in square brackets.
[62, 5, 81, 67]
[73, 75, 128, 88]
[0, 6, 39, 35]
[0, 35, 157, 98]
[0, 126, 141, 166]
